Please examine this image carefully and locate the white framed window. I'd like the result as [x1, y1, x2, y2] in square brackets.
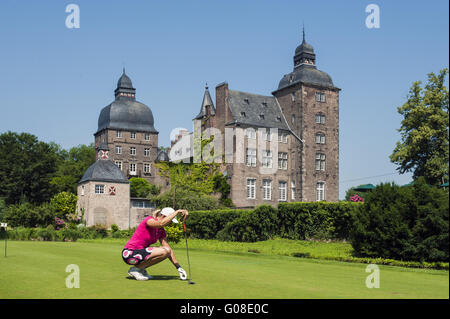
[81, 185, 85, 196]
[114, 161, 122, 170]
[315, 153, 326, 171]
[129, 163, 136, 174]
[130, 147, 136, 155]
[278, 181, 287, 202]
[292, 114, 296, 124]
[316, 182, 325, 201]
[315, 113, 326, 124]
[115, 146, 122, 154]
[291, 92, 296, 101]
[246, 148, 257, 167]
[144, 163, 151, 174]
[262, 129, 272, 141]
[246, 178, 256, 199]
[278, 152, 288, 170]
[278, 133, 288, 143]
[116, 130, 122, 138]
[291, 181, 296, 200]
[263, 180, 272, 200]
[315, 92, 326, 102]
[130, 132, 136, 139]
[245, 128, 256, 139]
[95, 184, 104, 194]
[262, 150, 273, 168]
[315, 133, 326, 144]
[145, 133, 150, 141]
[144, 148, 150, 157]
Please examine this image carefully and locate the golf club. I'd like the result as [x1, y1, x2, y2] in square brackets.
[183, 215, 195, 285]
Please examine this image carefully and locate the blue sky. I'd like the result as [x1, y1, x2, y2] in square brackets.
[0, 0, 448, 199]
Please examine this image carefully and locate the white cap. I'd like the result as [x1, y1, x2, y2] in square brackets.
[160, 207, 179, 224]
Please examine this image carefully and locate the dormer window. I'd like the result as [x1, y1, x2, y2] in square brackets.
[241, 112, 246, 117]
[262, 101, 268, 107]
[244, 98, 250, 105]
[276, 116, 281, 122]
[259, 114, 265, 120]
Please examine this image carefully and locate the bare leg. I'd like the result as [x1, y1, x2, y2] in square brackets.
[136, 247, 171, 270]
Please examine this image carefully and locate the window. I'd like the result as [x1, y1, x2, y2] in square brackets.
[144, 148, 150, 157]
[246, 178, 256, 199]
[315, 113, 326, 124]
[259, 114, 265, 120]
[115, 161, 122, 170]
[315, 133, 326, 144]
[291, 181, 296, 200]
[116, 130, 122, 138]
[291, 92, 296, 101]
[262, 130, 272, 141]
[315, 153, 326, 171]
[95, 184, 104, 194]
[278, 152, 288, 170]
[130, 163, 136, 174]
[130, 132, 136, 139]
[144, 163, 151, 174]
[263, 180, 272, 200]
[315, 92, 326, 102]
[246, 148, 257, 167]
[81, 185, 85, 196]
[241, 112, 246, 117]
[278, 133, 288, 143]
[130, 147, 136, 155]
[262, 150, 273, 168]
[279, 181, 287, 202]
[246, 128, 256, 139]
[115, 146, 122, 154]
[292, 114, 296, 124]
[316, 182, 325, 201]
[145, 133, 150, 141]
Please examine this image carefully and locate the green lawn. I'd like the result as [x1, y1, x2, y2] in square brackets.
[0, 240, 448, 299]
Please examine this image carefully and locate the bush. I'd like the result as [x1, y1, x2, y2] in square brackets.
[165, 223, 183, 244]
[217, 205, 278, 242]
[277, 202, 360, 240]
[350, 178, 449, 262]
[185, 208, 247, 239]
[87, 224, 108, 238]
[3, 202, 56, 228]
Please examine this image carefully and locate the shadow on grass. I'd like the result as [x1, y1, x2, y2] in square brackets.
[126, 275, 179, 281]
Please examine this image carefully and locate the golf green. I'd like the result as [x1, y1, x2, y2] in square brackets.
[0, 241, 448, 299]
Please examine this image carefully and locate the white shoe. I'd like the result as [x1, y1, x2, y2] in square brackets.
[140, 268, 153, 280]
[128, 267, 149, 281]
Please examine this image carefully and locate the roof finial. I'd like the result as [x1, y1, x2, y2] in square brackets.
[123, 67, 126, 74]
[205, 82, 208, 90]
[302, 22, 305, 43]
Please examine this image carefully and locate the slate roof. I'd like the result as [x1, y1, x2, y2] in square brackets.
[194, 85, 216, 119]
[276, 64, 335, 91]
[226, 90, 290, 131]
[97, 99, 158, 134]
[79, 160, 129, 184]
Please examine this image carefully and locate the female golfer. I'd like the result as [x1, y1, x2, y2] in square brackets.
[122, 207, 188, 281]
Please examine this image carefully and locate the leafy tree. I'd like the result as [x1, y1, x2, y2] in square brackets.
[152, 187, 219, 211]
[0, 132, 61, 204]
[51, 144, 96, 194]
[130, 177, 161, 198]
[50, 192, 78, 221]
[3, 202, 55, 228]
[390, 68, 449, 185]
[350, 178, 449, 262]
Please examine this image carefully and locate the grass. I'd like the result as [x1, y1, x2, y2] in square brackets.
[0, 240, 448, 299]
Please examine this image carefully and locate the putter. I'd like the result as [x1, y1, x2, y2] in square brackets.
[183, 215, 195, 285]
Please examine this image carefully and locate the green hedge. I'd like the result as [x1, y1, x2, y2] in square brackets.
[277, 202, 361, 240]
[185, 208, 248, 239]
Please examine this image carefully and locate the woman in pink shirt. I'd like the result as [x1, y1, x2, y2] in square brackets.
[122, 207, 189, 281]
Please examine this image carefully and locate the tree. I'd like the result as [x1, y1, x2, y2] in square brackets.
[50, 192, 78, 221]
[390, 68, 449, 185]
[129, 177, 161, 198]
[0, 132, 62, 205]
[51, 144, 96, 194]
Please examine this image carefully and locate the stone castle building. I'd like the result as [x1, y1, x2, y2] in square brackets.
[77, 31, 340, 228]
[174, 31, 340, 206]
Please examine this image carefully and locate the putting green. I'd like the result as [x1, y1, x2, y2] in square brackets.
[0, 241, 448, 299]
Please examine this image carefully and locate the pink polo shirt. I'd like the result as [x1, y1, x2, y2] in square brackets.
[124, 216, 167, 250]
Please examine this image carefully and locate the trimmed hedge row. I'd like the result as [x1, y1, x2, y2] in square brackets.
[185, 202, 361, 242]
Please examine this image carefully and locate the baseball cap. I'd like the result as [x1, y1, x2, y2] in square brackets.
[160, 207, 179, 224]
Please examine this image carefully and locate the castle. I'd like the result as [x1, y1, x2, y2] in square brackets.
[77, 31, 340, 228]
